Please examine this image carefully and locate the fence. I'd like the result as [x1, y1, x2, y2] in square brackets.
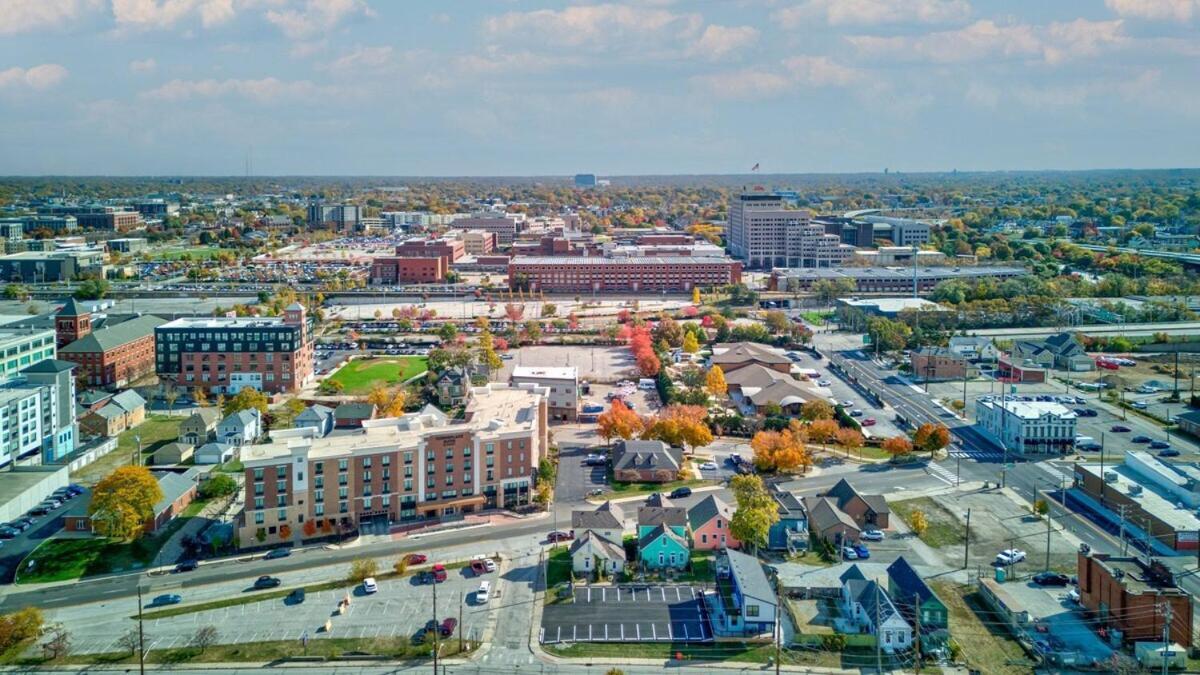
[62, 436, 118, 472]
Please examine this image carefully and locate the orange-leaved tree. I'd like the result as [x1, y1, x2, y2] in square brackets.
[882, 436, 914, 459]
[641, 404, 712, 453]
[597, 400, 644, 444]
[808, 419, 840, 450]
[89, 466, 164, 540]
[835, 427, 865, 458]
[913, 423, 952, 456]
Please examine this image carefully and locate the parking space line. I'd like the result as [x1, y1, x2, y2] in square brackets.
[573, 625, 577, 642]
[616, 587, 620, 602]
[556, 626, 561, 643]
[660, 587, 666, 602]
[652, 623, 656, 640]
[587, 587, 592, 602]
[675, 587, 681, 601]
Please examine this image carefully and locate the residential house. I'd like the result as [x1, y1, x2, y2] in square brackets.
[839, 566, 914, 653]
[999, 340, 1050, 382]
[152, 441, 193, 465]
[947, 336, 998, 361]
[712, 548, 777, 637]
[147, 470, 199, 533]
[569, 530, 626, 577]
[435, 368, 469, 407]
[805, 495, 861, 545]
[887, 557, 949, 654]
[612, 440, 682, 483]
[768, 485, 809, 552]
[823, 479, 890, 529]
[710, 342, 792, 374]
[570, 501, 625, 542]
[78, 389, 146, 438]
[689, 494, 739, 551]
[218, 409, 261, 447]
[334, 402, 376, 429]
[179, 408, 220, 446]
[194, 442, 235, 465]
[1043, 332, 1095, 372]
[293, 404, 335, 437]
[637, 500, 689, 571]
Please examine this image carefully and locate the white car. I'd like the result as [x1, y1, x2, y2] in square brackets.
[362, 577, 378, 594]
[817, 380, 832, 387]
[860, 529, 885, 542]
[841, 546, 858, 560]
[1132, 401, 1149, 410]
[476, 580, 491, 604]
[699, 461, 718, 471]
[995, 549, 1027, 565]
[841, 400, 854, 407]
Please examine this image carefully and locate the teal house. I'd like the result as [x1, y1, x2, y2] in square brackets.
[637, 495, 690, 570]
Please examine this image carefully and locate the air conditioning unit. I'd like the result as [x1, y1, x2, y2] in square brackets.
[1104, 471, 1119, 483]
[1128, 484, 1143, 496]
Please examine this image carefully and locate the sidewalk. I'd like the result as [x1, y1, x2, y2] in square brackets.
[151, 491, 237, 568]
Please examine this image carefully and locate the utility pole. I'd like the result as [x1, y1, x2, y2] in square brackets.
[913, 592, 922, 674]
[136, 586, 146, 675]
[1118, 505, 1128, 556]
[874, 582, 883, 674]
[774, 583, 781, 675]
[431, 575, 438, 675]
[963, 509, 971, 569]
[458, 591, 463, 653]
[1044, 489, 1053, 572]
[1160, 598, 1172, 675]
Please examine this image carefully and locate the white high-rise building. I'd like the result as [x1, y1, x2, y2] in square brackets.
[728, 193, 851, 269]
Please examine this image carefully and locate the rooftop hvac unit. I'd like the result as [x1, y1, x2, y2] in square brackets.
[1128, 484, 1143, 496]
[1104, 471, 1119, 483]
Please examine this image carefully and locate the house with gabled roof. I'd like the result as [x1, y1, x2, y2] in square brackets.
[768, 484, 808, 552]
[294, 404, 335, 437]
[218, 408, 261, 446]
[637, 497, 689, 570]
[570, 500, 624, 543]
[613, 440, 682, 483]
[79, 388, 146, 437]
[710, 342, 792, 374]
[569, 529, 626, 576]
[711, 548, 776, 637]
[689, 494, 739, 550]
[823, 478, 890, 529]
[839, 565, 913, 653]
[179, 408, 220, 446]
[887, 557, 949, 654]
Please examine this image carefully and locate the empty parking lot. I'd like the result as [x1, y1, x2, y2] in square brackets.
[541, 584, 712, 644]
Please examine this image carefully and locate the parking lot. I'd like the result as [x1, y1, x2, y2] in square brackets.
[499, 345, 635, 383]
[61, 568, 496, 654]
[541, 584, 712, 644]
[0, 487, 90, 584]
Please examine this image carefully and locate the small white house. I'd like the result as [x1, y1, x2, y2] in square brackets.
[569, 530, 626, 576]
[218, 409, 262, 447]
[839, 567, 913, 653]
[948, 336, 999, 361]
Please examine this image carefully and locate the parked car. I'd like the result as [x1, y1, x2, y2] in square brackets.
[1150, 440, 1171, 450]
[850, 409, 864, 417]
[0, 527, 17, 539]
[264, 548, 292, 560]
[404, 553, 428, 565]
[841, 546, 858, 560]
[11, 518, 32, 531]
[862, 418, 877, 427]
[430, 564, 447, 582]
[1132, 401, 1149, 410]
[27, 505, 50, 517]
[175, 559, 198, 573]
[470, 557, 497, 575]
[853, 543, 870, 559]
[151, 594, 182, 607]
[699, 462, 718, 471]
[1078, 442, 1102, 452]
[476, 580, 491, 604]
[548, 531, 573, 543]
[669, 487, 692, 499]
[817, 380, 832, 387]
[1159, 448, 1181, 458]
[287, 588, 306, 604]
[1032, 572, 1070, 586]
[1132, 435, 1152, 444]
[439, 617, 457, 637]
[587, 488, 604, 497]
[254, 575, 282, 589]
[1067, 588, 1080, 603]
[860, 529, 885, 542]
[995, 549, 1027, 565]
[362, 577, 378, 594]
[1110, 425, 1131, 432]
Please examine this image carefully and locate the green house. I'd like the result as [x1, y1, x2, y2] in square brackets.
[637, 499, 689, 570]
[887, 557, 949, 654]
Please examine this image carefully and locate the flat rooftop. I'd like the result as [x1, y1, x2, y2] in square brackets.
[510, 256, 735, 266]
[159, 316, 289, 329]
[840, 297, 941, 313]
[773, 265, 1025, 280]
[0, 466, 68, 503]
[978, 398, 1076, 420]
[512, 366, 577, 381]
[1077, 463, 1200, 532]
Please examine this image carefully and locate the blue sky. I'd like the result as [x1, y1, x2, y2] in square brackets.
[1, 0, 1198, 175]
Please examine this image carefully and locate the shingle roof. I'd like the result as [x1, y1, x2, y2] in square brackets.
[687, 494, 731, 531]
[613, 440, 681, 473]
[637, 523, 688, 550]
[887, 557, 935, 605]
[335, 402, 376, 420]
[223, 409, 259, 429]
[637, 506, 687, 529]
[569, 530, 625, 561]
[59, 314, 166, 354]
[153, 472, 195, 515]
[711, 342, 790, 366]
[850, 579, 899, 628]
[91, 403, 125, 420]
[572, 501, 624, 530]
[747, 378, 812, 407]
[723, 364, 791, 389]
[803, 496, 859, 534]
[725, 548, 775, 603]
[643, 492, 676, 509]
[826, 479, 887, 515]
[185, 408, 221, 427]
[110, 389, 146, 413]
[56, 298, 87, 317]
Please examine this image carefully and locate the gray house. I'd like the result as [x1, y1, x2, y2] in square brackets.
[294, 404, 335, 437]
[218, 409, 261, 446]
[179, 409, 221, 446]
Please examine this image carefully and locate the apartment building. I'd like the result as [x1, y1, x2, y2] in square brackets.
[154, 304, 314, 394]
[449, 229, 496, 256]
[508, 255, 741, 292]
[727, 193, 852, 269]
[56, 299, 164, 387]
[237, 383, 549, 546]
[511, 366, 578, 421]
[0, 359, 77, 467]
[451, 214, 522, 246]
[306, 203, 362, 230]
[0, 328, 57, 380]
[975, 398, 1077, 456]
[369, 256, 447, 284]
[38, 206, 142, 232]
[910, 347, 977, 382]
[1078, 551, 1193, 647]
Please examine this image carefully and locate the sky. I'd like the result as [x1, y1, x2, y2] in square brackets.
[1, 0, 1198, 176]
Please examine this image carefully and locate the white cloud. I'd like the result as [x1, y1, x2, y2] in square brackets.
[323, 45, 392, 72]
[686, 24, 759, 60]
[0, 0, 102, 35]
[140, 77, 318, 102]
[847, 19, 1125, 64]
[690, 69, 791, 100]
[0, 64, 69, 91]
[111, 0, 239, 29]
[129, 57, 158, 72]
[453, 49, 576, 76]
[265, 0, 371, 41]
[782, 55, 863, 86]
[484, 3, 703, 51]
[1105, 0, 1200, 21]
[774, 0, 971, 27]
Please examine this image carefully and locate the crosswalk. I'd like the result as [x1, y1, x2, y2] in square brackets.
[949, 448, 1007, 462]
[925, 462, 958, 485]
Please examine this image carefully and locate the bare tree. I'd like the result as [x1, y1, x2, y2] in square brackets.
[163, 386, 180, 415]
[191, 625, 218, 653]
[116, 628, 140, 656]
[41, 624, 70, 660]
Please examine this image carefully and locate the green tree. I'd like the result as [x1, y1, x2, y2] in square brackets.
[88, 466, 164, 540]
[222, 388, 268, 417]
[198, 473, 237, 499]
[437, 322, 458, 343]
[73, 279, 110, 300]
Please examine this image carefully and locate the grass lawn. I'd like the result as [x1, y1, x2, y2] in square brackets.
[676, 550, 714, 582]
[799, 310, 833, 325]
[146, 246, 224, 262]
[931, 580, 1033, 675]
[787, 550, 836, 567]
[544, 641, 893, 670]
[17, 499, 208, 583]
[74, 414, 185, 484]
[326, 357, 428, 395]
[601, 467, 715, 500]
[890, 496, 968, 548]
[11, 637, 475, 667]
[546, 545, 572, 587]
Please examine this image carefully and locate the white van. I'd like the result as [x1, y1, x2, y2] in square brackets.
[476, 580, 491, 604]
[637, 378, 656, 390]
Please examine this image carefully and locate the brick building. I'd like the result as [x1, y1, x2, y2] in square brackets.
[1077, 551, 1193, 647]
[450, 230, 496, 255]
[56, 300, 164, 388]
[154, 304, 314, 394]
[237, 383, 548, 546]
[450, 215, 522, 246]
[910, 347, 977, 382]
[369, 256, 447, 284]
[508, 255, 741, 293]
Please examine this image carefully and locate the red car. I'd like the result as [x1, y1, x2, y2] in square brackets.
[861, 418, 877, 427]
[404, 553, 427, 565]
[439, 617, 457, 637]
[547, 531, 574, 543]
[431, 564, 447, 582]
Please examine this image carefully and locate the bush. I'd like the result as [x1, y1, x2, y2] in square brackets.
[348, 558, 378, 584]
[0, 607, 44, 653]
[821, 633, 847, 651]
[198, 473, 237, 499]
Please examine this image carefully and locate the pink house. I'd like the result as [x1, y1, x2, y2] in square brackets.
[688, 494, 740, 550]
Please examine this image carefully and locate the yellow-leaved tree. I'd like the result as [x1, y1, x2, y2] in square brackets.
[88, 466, 164, 540]
[705, 365, 727, 397]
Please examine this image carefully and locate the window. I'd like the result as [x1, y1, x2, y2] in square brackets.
[254, 497, 264, 510]
[382, 455, 391, 466]
[746, 604, 760, 617]
[338, 459, 348, 471]
[362, 457, 372, 468]
[277, 509, 286, 521]
[254, 512, 264, 524]
[253, 468, 264, 481]
[701, 534, 707, 544]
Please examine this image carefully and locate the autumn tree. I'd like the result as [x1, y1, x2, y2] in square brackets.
[366, 383, 407, 417]
[909, 509, 928, 536]
[88, 466, 164, 540]
[641, 404, 712, 452]
[835, 428, 865, 458]
[653, 318, 684, 349]
[692, 287, 701, 304]
[800, 400, 834, 422]
[729, 474, 779, 553]
[504, 303, 525, 322]
[0, 607, 44, 653]
[393, 556, 409, 576]
[192, 387, 209, 407]
[223, 388, 268, 417]
[596, 400, 644, 444]
[705, 365, 727, 397]
[476, 330, 503, 373]
[808, 419, 839, 450]
[882, 436, 914, 459]
[751, 422, 810, 474]
[913, 423, 952, 456]
[348, 558, 379, 584]
[763, 311, 790, 334]
[682, 332, 700, 354]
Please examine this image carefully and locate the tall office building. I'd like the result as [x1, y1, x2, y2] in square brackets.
[727, 192, 852, 269]
[306, 202, 362, 230]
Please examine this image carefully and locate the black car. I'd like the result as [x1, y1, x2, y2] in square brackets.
[1132, 435, 1152, 444]
[669, 487, 692, 499]
[264, 548, 292, 560]
[175, 559, 198, 573]
[253, 575, 282, 589]
[0, 527, 17, 539]
[287, 588, 306, 604]
[1110, 425, 1131, 433]
[1150, 440, 1171, 450]
[1032, 572, 1071, 586]
[27, 505, 50, 517]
